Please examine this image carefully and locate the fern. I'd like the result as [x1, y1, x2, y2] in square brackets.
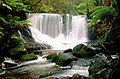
[4, 0, 30, 12]
[89, 6, 115, 25]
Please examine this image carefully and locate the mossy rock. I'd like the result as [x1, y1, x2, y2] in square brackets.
[9, 46, 27, 59]
[72, 44, 95, 58]
[55, 53, 77, 66]
[21, 53, 38, 61]
[88, 54, 111, 75]
[47, 53, 77, 66]
[63, 48, 72, 53]
[46, 53, 58, 62]
[89, 55, 120, 79]
[47, 53, 56, 59]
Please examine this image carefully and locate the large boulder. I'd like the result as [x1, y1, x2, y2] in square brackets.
[63, 48, 72, 53]
[89, 54, 120, 79]
[55, 53, 77, 66]
[72, 44, 96, 58]
[47, 53, 77, 66]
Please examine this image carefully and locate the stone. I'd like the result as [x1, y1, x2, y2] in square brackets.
[55, 53, 77, 66]
[21, 53, 38, 61]
[63, 49, 72, 53]
[9, 46, 27, 60]
[89, 55, 120, 79]
[24, 42, 51, 53]
[72, 74, 88, 79]
[3, 58, 18, 68]
[72, 44, 95, 58]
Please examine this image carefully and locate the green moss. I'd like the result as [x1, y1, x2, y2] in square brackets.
[46, 53, 58, 62]
[21, 53, 38, 61]
[9, 46, 27, 55]
[72, 44, 95, 58]
[46, 53, 55, 59]
[38, 72, 52, 78]
[55, 53, 65, 65]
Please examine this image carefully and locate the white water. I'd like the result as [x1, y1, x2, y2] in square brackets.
[28, 13, 88, 50]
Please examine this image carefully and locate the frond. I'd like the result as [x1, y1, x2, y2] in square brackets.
[89, 6, 115, 26]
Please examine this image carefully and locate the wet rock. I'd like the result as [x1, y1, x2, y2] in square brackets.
[63, 49, 72, 53]
[60, 76, 71, 79]
[21, 53, 38, 61]
[72, 44, 95, 58]
[89, 54, 120, 79]
[47, 53, 77, 66]
[71, 58, 91, 67]
[88, 54, 112, 75]
[47, 53, 58, 62]
[24, 42, 51, 53]
[17, 27, 34, 42]
[55, 53, 77, 66]
[72, 74, 88, 79]
[3, 59, 18, 68]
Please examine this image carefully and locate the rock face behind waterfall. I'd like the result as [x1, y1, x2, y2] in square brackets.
[24, 42, 51, 53]
[17, 27, 52, 50]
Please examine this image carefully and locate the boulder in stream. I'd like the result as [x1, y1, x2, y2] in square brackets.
[55, 53, 78, 66]
[72, 44, 96, 58]
[47, 53, 77, 66]
[89, 54, 120, 79]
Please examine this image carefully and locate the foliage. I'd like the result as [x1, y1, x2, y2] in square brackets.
[20, 0, 96, 15]
[73, 0, 96, 15]
[0, 0, 30, 57]
[89, 6, 115, 25]
[88, 0, 120, 42]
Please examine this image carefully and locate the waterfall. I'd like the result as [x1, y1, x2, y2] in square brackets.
[28, 13, 63, 38]
[28, 13, 88, 50]
[71, 15, 88, 41]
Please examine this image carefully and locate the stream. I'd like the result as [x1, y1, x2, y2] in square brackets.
[0, 54, 89, 79]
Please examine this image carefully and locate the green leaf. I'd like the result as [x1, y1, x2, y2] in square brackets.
[2, 3, 12, 10]
[89, 6, 115, 25]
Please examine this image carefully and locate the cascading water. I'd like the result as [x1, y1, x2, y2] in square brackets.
[28, 13, 88, 50]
